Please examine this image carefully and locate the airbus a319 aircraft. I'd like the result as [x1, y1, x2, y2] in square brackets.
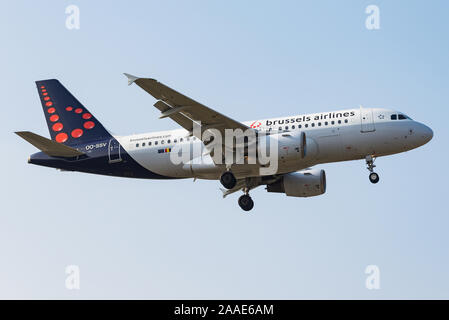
[16, 74, 433, 211]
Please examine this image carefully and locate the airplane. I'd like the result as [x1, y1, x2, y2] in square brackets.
[16, 74, 433, 211]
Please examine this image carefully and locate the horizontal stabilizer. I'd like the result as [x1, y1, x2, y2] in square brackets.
[15, 131, 85, 157]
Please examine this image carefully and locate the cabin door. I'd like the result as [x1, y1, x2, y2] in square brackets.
[360, 108, 375, 132]
[108, 138, 122, 163]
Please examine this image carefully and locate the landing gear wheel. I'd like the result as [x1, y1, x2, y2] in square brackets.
[365, 155, 379, 184]
[238, 194, 254, 211]
[369, 172, 379, 184]
[220, 171, 237, 189]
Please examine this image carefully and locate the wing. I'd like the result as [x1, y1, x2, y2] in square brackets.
[124, 73, 252, 138]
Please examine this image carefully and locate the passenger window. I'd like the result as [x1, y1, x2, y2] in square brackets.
[338, 120, 341, 124]
[167, 139, 171, 143]
[311, 123, 315, 127]
[344, 119, 348, 123]
[155, 141, 158, 145]
[142, 142, 145, 147]
[292, 125, 295, 129]
[149, 142, 152, 146]
[391, 114, 397, 120]
[305, 124, 308, 128]
[318, 122, 321, 126]
[285, 126, 289, 130]
[331, 121, 335, 125]
[325, 121, 328, 126]
[398, 114, 406, 120]
[278, 127, 282, 131]
[299, 125, 302, 129]
[174, 139, 177, 143]
[180, 138, 183, 142]
[161, 140, 165, 144]
[136, 143, 139, 147]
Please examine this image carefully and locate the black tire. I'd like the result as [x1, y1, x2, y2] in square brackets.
[369, 172, 380, 184]
[220, 171, 237, 189]
[238, 194, 254, 211]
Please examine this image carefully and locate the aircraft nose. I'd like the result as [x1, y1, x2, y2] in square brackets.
[417, 123, 433, 145]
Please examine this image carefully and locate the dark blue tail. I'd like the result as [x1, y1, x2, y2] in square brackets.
[36, 79, 112, 145]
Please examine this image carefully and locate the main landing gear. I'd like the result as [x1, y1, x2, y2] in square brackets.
[220, 172, 255, 212]
[366, 155, 380, 184]
[220, 171, 237, 189]
[238, 188, 254, 212]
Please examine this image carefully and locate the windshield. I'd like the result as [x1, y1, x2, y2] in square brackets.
[391, 113, 412, 120]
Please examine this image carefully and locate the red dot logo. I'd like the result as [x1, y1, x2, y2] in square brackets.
[43, 92, 48, 96]
[250, 121, 262, 128]
[83, 121, 95, 129]
[45, 101, 53, 107]
[55, 132, 68, 143]
[47, 107, 56, 113]
[71, 128, 83, 138]
[75, 108, 83, 114]
[42, 89, 46, 93]
[82, 113, 92, 119]
[44, 97, 50, 101]
[40, 86, 45, 89]
[49, 114, 59, 122]
[52, 123, 63, 132]
[66, 106, 73, 111]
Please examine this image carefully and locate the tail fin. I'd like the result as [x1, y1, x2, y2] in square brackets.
[36, 79, 111, 145]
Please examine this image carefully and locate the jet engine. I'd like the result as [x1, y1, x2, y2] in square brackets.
[266, 169, 326, 197]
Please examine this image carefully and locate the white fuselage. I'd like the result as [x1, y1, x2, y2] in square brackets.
[116, 107, 433, 179]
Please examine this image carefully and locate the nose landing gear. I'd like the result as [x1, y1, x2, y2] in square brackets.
[366, 155, 380, 184]
[238, 188, 254, 211]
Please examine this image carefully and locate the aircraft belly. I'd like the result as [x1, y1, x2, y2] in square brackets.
[142, 152, 191, 178]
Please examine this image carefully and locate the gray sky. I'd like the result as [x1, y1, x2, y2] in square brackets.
[1, 0, 448, 299]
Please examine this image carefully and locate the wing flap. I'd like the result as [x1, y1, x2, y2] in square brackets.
[15, 131, 85, 157]
[154, 101, 195, 133]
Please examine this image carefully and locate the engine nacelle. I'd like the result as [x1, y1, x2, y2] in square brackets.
[267, 169, 326, 197]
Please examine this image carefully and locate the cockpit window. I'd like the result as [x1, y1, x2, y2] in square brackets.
[391, 114, 397, 120]
[398, 114, 407, 120]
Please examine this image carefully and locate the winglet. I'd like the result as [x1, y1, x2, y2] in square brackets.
[123, 73, 139, 86]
